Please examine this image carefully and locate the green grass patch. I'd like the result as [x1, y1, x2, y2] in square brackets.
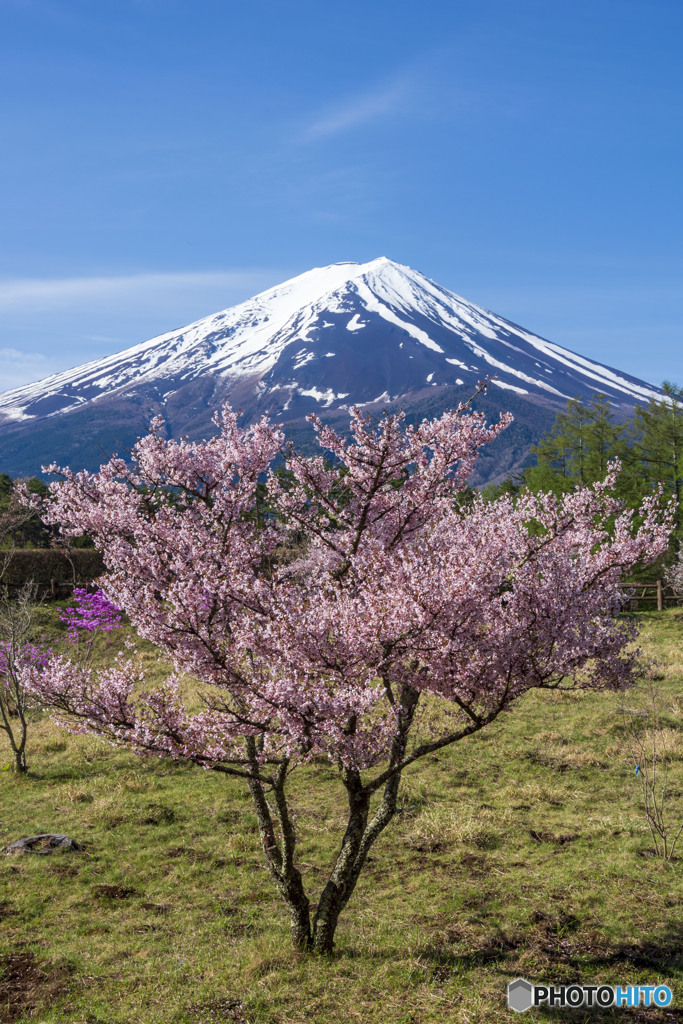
[1, 610, 682, 1022]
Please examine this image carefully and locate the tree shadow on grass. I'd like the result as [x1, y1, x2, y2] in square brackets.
[25, 755, 198, 784]
[355, 914, 683, 1016]
[408, 926, 683, 1023]
[534, 1003, 683, 1023]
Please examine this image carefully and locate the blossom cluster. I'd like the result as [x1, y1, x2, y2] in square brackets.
[0, 641, 51, 679]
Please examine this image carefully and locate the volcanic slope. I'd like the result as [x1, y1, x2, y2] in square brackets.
[0, 258, 664, 482]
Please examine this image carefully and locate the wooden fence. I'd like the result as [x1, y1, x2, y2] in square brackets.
[2, 578, 78, 601]
[1, 549, 105, 601]
[622, 579, 683, 611]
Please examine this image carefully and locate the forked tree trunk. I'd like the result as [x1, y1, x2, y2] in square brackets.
[310, 780, 371, 953]
[245, 684, 421, 953]
[245, 742, 314, 950]
[12, 747, 27, 773]
[241, 678, 497, 952]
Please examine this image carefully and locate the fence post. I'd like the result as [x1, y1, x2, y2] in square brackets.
[657, 578, 663, 612]
[50, 578, 57, 601]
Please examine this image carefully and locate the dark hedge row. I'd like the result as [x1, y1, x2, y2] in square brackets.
[1, 548, 105, 587]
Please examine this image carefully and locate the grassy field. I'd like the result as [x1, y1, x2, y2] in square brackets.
[1, 607, 682, 1023]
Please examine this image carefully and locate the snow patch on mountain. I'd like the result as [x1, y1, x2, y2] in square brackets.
[346, 315, 366, 331]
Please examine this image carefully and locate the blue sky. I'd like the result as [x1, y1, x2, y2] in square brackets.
[1, 0, 681, 393]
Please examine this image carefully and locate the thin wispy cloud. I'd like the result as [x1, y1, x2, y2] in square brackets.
[0, 270, 276, 311]
[0, 269, 285, 393]
[301, 80, 411, 142]
[0, 347, 58, 393]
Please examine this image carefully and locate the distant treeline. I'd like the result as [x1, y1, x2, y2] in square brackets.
[1, 473, 51, 548]
[1, 473, 101, 592]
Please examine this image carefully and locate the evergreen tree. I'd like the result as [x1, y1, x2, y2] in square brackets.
[0, 477, 52, 549]
[631, 382, 683, 532]
[522, 394, 623, 493]
[584, 393, 624, 481]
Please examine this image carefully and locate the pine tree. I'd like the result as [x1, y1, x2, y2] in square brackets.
[523, 394, 623, 492]
[631, 382, 683, 531]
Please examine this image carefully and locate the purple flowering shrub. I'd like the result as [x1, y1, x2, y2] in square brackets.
[60, 588, 122, 642]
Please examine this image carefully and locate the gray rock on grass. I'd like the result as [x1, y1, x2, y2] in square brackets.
[3, 834, 82, 855]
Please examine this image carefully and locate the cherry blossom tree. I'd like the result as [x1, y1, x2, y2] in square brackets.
[23, 403, 672, 952]
[665, 549, 683, 593]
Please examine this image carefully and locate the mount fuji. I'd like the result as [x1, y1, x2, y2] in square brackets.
[0, 258, 664, 483]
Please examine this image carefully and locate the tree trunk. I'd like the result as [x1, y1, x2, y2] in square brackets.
[312, 778, 369, 953]
[309, 685, 421, 954]
[243, 688, 422, 954]
[312, 902, 341, 954]
[244, 742, 314, 950]
[0, 702, 27, 773]
[283, 876, 311, 951]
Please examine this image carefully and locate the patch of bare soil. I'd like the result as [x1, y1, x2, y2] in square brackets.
[50, 864, 81, 878]
[0, 948, 69, 1023]
[139, 902, 172, 915]
[140, 803, 176, 826]
[458, 851, 488, 876]
[529, 909, 580, 934]
[90, 883, 138, 900]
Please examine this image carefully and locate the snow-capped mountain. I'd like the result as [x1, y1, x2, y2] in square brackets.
[0, 258, 664, 482]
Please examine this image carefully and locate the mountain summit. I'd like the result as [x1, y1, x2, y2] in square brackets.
[0, 258, 664, 481]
